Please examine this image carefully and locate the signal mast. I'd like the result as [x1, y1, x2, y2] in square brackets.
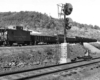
[57, 3, 73, 42]
[57, 3, 73, 63]
[63, 3, 73, 42]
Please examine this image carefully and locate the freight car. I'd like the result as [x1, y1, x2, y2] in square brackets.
[30, 34, 97, 45]
[0, 26, 58, 46]
[0, 26, 31, 46]
[30, 34, 57, 45]
[57, 34, 97, 43]
[0, 26, 97, 46]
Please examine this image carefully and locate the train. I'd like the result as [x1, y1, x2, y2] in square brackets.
[0, 25, 97, 46]
[0, 25, 98, 62]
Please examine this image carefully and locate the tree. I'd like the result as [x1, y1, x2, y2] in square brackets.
[93, 25, 100, 29]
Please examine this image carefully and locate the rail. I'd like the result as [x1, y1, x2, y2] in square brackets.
[0, 57, 100, 80]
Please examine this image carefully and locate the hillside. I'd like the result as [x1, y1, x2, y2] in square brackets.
[0, 11, 100, 40]
[0, 11, 62, 29]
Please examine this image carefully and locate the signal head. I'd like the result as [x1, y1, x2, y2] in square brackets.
[65, 17, 73, 23]
[63, 3, 73, 15]
[65, 17, 73, 30]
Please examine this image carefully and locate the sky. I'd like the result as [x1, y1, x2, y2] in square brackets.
[0, 0, 100, 26]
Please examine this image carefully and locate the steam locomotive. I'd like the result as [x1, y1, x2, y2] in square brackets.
[0, 26, 97, 46]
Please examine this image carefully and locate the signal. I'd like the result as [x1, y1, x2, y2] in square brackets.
[65, 24, 71, 29]
[65, 18, 73, 29]
[63, 3, 73, 15]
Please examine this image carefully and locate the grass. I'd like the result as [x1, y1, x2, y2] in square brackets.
[0, 45, 60, 72]
[0, 43, 99, 72]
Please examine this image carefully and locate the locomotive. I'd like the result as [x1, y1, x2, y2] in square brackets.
[0, 25, 97, 46]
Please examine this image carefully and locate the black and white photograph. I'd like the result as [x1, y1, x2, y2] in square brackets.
[0, 0, 100, 80]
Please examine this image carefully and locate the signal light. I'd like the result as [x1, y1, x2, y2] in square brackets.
[65, 17, 73, 23]
[65, 24, 72, 29]
[63, 3, 73, 15]
[65, 18, 73, 30]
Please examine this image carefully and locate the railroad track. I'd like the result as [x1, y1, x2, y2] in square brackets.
[0, 57, 100, 80]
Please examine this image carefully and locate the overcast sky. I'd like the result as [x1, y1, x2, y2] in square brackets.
[0, 0, 100, 26]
